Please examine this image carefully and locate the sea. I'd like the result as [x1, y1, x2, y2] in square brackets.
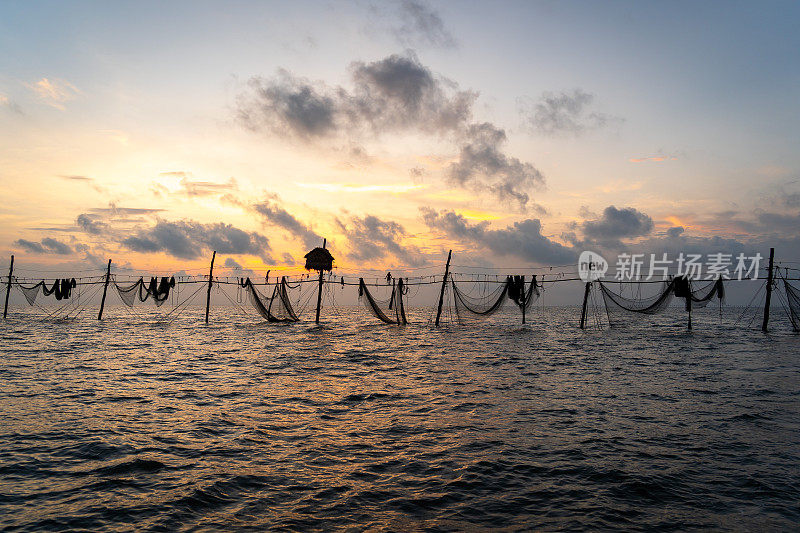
[1, 304, 798, 531]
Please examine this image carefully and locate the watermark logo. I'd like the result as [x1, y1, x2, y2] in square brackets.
[579, 250, 608, 282]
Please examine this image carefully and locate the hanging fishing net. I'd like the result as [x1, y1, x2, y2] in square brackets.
[600, 276, 725, 327]
[16, 278, 78, 305]
[17, 280, 43, 306]
[450, 275, 540, 324]
[784, 279, 800, 331]
[599, 279, 675, 327]
[114, 276, 176, 308]
[358, 278, 408, 324]
[686, 278, 725, 309]
[240, 277, 300, 322]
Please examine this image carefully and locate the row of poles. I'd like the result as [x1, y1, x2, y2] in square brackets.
[1, 247, 783, 331]
[579, 248, 778, 332]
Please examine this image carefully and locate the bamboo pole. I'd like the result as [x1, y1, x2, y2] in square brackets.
[579, 281, 590, 329]
[3, 255, 14, 319]
[434, 250, 452, 327]
[762, 247, 775, 332]
[205, 251, 216, 324]
[97, 259, 112, 320]
[687, 281, 692, 331]
[315, 239, 326, 325]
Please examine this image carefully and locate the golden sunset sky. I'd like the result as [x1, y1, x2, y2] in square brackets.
[2, 1, 799, 276]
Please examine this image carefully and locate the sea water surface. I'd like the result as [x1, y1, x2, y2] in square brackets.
[1, 306, 798, 531]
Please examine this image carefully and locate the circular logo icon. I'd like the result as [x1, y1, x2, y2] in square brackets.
[578, 250, 608, 281]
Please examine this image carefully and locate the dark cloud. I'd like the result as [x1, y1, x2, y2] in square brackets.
[447, 123, 545, 210]
[519, 89, 621, 136]
[582, 206, 654, 242]
[421, 207, 576, 265]
[238, 52, 548, 208]
[784, 193, 800, 208]
[388, 0, 456, 48]
[666, 226, 685, 238]
[348, 53, 475, 134]
[240, 70, 337, 138]
[59, 174, 92, 181]
[223, 257, 255, 277]
[252, 197, 322, 249]
[239, 52, 475, 140]
[337, 214, 426, 266]
[121, 220, 272, 261]
[14, 237, 73, 255]
[76, 214, 107, 235]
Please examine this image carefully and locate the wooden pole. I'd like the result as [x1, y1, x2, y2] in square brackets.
[315, 239, 326, 325]
[205, 251, 216, 324]
[434, 250, 452, 327]
[687, 281, 692, 331]
[521, 275, 526, 325]
[3, 255, 14, 319]
[579, 281, 590, 329]
[97, 259, 112, 320]
[762, 247, 775, 332]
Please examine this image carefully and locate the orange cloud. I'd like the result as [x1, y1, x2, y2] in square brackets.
[26, 77, 79, 110]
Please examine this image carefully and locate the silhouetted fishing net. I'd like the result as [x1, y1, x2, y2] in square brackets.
[16, 278, 77, 306]
[450, 275, 540, 323]
[784, 279, 800, 331]
[240, 277, 300, 322]
[685, 278, 725, 309]
[600, 277, 725, 326]
[358, 278, 407, 324]
[600, 280, 675, 327]
[114, 277, 176, 308]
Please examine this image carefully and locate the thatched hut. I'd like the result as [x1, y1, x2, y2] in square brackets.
[304, 246, 334, 271]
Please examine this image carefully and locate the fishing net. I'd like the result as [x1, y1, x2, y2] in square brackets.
[241, 277, 300, 322]
[114, 277, 176, 308]
[450, 275, 540, 323]
[358, 278, 408, 324]
[16, 279, 77, 305]
[687, 278, 725, 309]
[599, 280, 675, 327]
[784, 279, 800, 331]
[600, 276, 725, 327]
[17, 280, 43, 306]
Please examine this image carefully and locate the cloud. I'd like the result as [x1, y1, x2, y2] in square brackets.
[252, 196, 322, 249]
[337, 214, 426, 265]
[0, 94, 23, 114]
[447, 122, 545, 209]
[385, 0, 457, 48]
[666, 226, 685, 238]
[238, 52, 547, 208]
[421, 207, 575, 264]
[121, 220, 272, 261]
[14, 237, 73, 255]
[26, 78, 79, 110]
[581, 206, 654, 242]
[88, 205, 166, 220]
[180, 176, 238, 197]
[76, 214, 107, 235]
[60, 175, 92, 181]
[519, 89, 620, 136]
[239, 52, 475, 140]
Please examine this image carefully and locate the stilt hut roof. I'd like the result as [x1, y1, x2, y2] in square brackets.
[304, 247, 334, 271]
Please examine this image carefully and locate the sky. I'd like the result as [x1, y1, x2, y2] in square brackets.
[1, 0, 799, 279]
